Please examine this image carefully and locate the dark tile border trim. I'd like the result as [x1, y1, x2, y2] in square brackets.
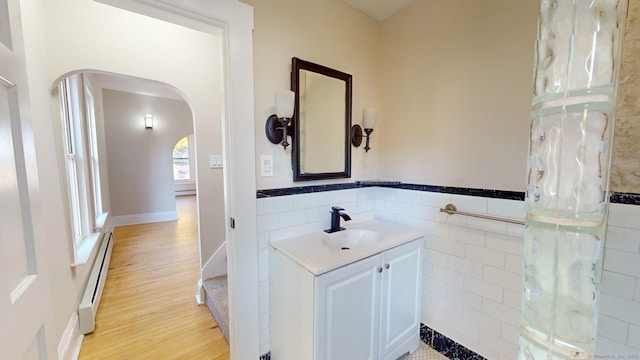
[256, 182, 525, 200]
[420, 323, 486, 360]
[382, 183, 525, 201]
[257, 182, 640, 205]
[610, 192, 640, 205]
[257, 182, 365, 198]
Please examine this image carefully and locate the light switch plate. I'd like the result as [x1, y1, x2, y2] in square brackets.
[209, 155, 223, 168]
[260, 155, 273, 177]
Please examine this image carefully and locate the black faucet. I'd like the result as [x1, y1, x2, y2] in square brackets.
[325, 206, 351, 233]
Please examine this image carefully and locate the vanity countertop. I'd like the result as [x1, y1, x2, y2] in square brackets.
[270, 219, 424, 276]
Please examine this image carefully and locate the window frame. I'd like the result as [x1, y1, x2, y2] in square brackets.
[59, 74, 105, 266]
[172, 134, 195, 183]
[84, 86, 104, 224]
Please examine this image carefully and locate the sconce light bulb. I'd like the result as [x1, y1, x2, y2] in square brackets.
[275, 91, 295, 119]
[363, 108, 378, 130]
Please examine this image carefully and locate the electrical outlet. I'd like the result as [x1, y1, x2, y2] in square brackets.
[260, 155, 273, 177]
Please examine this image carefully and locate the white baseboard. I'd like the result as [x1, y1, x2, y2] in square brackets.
[174, 181, 196, 191]
[110, 211, 178, 227]
[175, 182, 196, 196]
[202, 241, 227, 280]
[57, 312, 84, 360]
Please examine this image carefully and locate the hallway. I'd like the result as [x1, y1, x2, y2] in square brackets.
[79, 195, 230, 359]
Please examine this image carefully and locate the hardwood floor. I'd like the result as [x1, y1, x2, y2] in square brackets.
[79, 196, 230, 359]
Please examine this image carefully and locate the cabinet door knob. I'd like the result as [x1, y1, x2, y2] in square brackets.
[377, 267, 383, 273]
[385, 263, 390, 269]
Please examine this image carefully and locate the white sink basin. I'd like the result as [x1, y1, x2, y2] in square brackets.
[270, 219, 424, 275]
[321, 229, 383, 251]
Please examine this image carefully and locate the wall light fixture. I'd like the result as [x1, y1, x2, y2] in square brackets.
[265, 90, 295, 149]
[351, 108, 377, 152]
[145, 114, 153, 129]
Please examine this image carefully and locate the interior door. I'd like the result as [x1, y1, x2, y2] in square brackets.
[0, 0, 54, 358]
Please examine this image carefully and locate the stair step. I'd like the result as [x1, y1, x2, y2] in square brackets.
[203, 275, 229, 342]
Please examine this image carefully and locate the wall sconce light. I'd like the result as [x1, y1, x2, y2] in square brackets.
[351, 108, 377, 152]
[145, 114, 153, 129]
[265, 90, 295, 149]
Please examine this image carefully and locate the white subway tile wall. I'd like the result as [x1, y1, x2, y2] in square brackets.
[597, 203, 640, 357]
[384, 189, 525, 359]
[257, 188, 640, 358]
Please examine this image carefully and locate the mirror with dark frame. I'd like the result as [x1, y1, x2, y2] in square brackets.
[291, 57, 352, 181]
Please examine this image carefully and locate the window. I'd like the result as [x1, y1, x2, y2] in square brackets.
[173, 135, 194, 181]
[59, 74, 105, 265]
[85, 88, 103, 218]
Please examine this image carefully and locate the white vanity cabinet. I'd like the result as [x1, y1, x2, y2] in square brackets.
[270, 238, 422, 360]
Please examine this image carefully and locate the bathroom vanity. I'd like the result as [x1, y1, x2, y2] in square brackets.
[269, 220, 423, 360]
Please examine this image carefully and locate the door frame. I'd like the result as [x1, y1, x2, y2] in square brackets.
[90, 1, 259, 358]
[143, 2, 259, 359]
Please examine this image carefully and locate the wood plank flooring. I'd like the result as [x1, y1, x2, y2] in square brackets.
[79, 196, 230, 359]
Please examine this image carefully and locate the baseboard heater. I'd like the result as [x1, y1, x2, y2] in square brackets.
[78, 232, 113, 334]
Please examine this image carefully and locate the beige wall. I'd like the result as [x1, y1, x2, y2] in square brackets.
[612, 1, 640, 193]
[103, 89, 193, 216]
[243, 0, 380, 189]
[247, 0, 539, 192]
[249, 0, 640, 195]
[19, 1, 70, 355]
[377, 0, 538, 192]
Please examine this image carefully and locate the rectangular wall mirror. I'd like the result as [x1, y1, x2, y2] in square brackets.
[292, 57, 352, 181]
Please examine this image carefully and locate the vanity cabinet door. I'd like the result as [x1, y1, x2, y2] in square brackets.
[378, 240, 422, 360]
[315, 254, 382, 360]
